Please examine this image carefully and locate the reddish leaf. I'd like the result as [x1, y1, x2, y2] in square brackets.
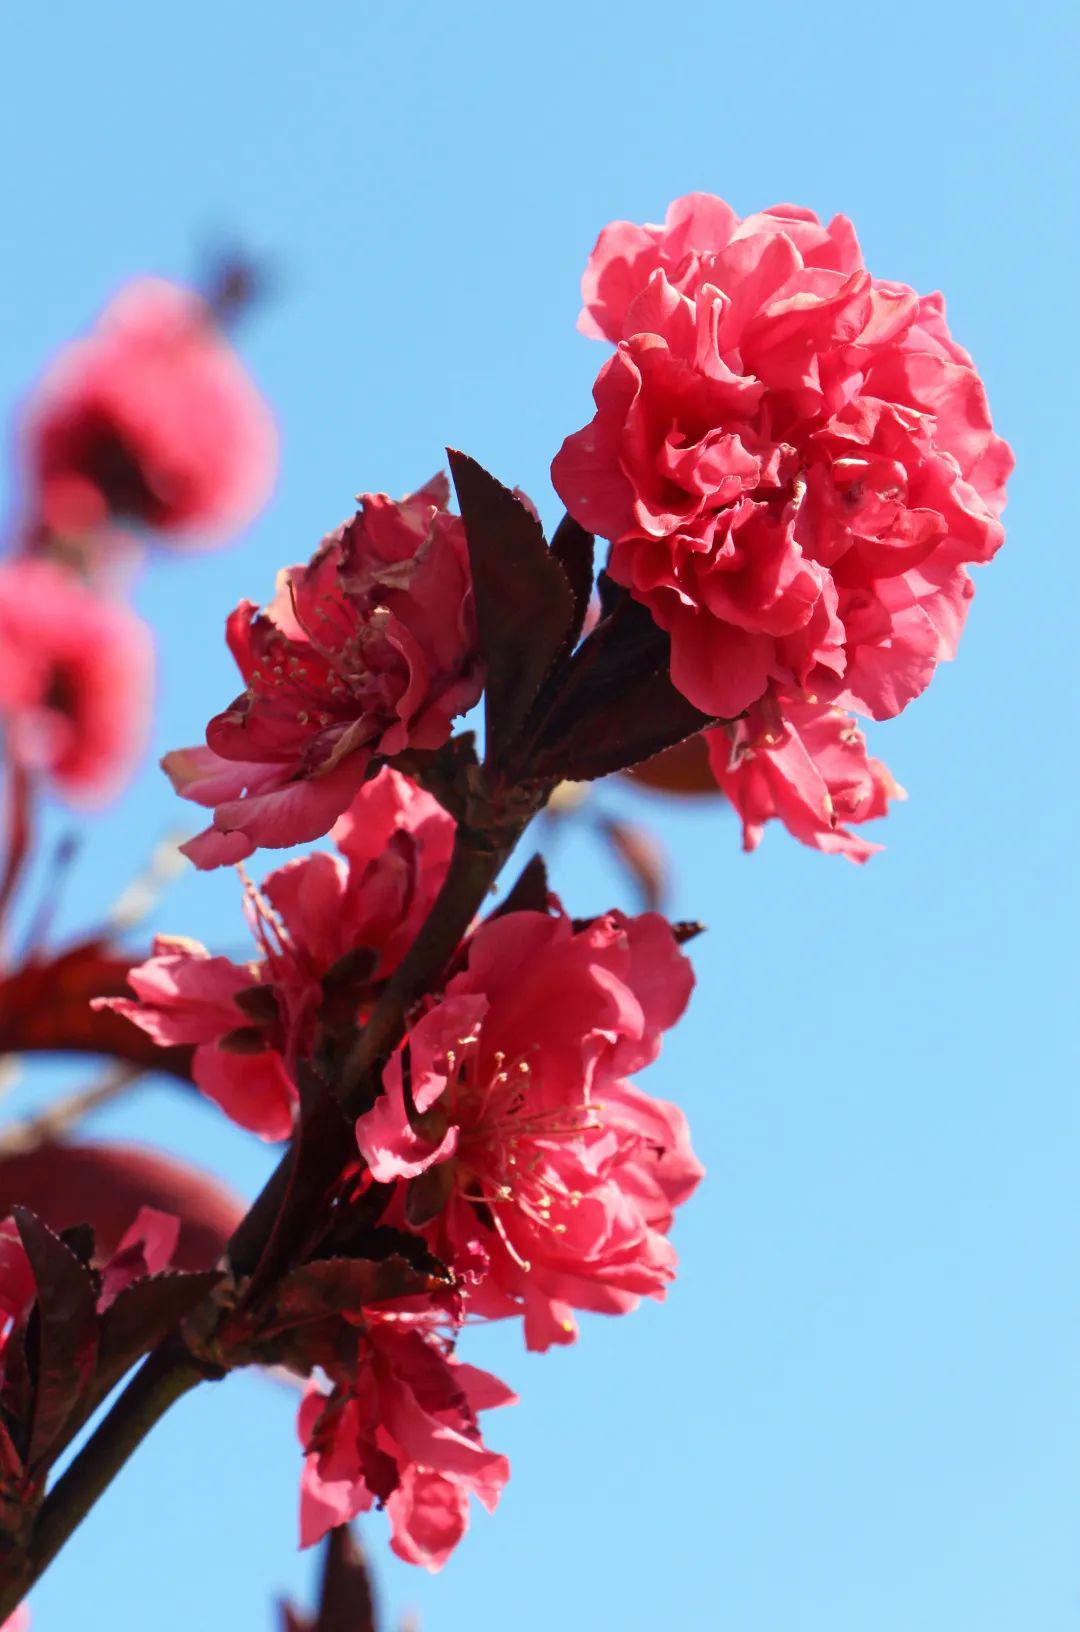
[548, 514, 595, 649]
[531, 598, 716, 782]
[597, 817, 668, 912]
[281, 1524, 377, 1632]
[625, 732, 719, 796]
[13, 1209, 98, 1467]
[267, 1252, 439, 1334]
[0, 939, 194, 1081]
[448, 450, 576, 775]
[672, 921, 706, 944]
[488, 854, 550, 921]
[0, 1143, 243, 1272]
[95, 1271, 222, 1401]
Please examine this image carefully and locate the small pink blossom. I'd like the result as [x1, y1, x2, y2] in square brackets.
[298, 1314, 514, 1569]
[708, 694, 904, 861]
[553, 194, 1012, 724]
[356, 906, 702, 1350]
[21, 277, 276, 546]
[96, 1206, 181, 1310]
[101, 771, 454, 1139]
[165, 478, 482, 866]
[0, 556, 153, 803]
[0, 1605, 29, 1631]
[99, 933, 297, 1140]
[0, 1220, 35, 1338]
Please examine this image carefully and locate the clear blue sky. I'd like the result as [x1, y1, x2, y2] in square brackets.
[1, 2, 1077, 1628]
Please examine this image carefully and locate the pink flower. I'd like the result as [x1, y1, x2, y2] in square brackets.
[298, 1314, 514, 1569]
[0, 1220, 35, 1338]
[99, 933, 297, 1140]
[356, 907, 702, 1351]
[21, 277, 276, 546]
[707, 695, 904, 861]
[101, 771, 454, 1138]
[0, 1606, 29, 1632]
[0, 556, 153, 803]
[164, 478, 482, 867]
[553, 194, 1012, 722]
[96, 1206, 181, 1310]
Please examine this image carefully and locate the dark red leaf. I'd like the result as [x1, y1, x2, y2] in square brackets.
[12, 1208, 98, 1467]
[448, 450, 575, 775]
[548, 514, 595, 650]
[531, 599, 716, 782]
[0, 1142, 243, 1271]
[596, 817, 668, 912]
[672, 921, 706, 944]
[0, 939, 194, 1081]
[266, 1248, 443, 1335]
[95, 1270, 222, 1403]
[281, 1525, 377, 1632]
[488, 854, 550, 920]
[625, 732, 719, 796]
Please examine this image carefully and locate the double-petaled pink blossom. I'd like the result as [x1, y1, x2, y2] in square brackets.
[20, 277, 276, 547]
[298, 1312, 514, 1569]
[0, 556, 153, 804]
[553, 193, 1012, 723]
[707, 695, 904, 862]
[164, 477, 482, 867]
[102, 770, 454, 1138]
[357, 905, 702, 1351]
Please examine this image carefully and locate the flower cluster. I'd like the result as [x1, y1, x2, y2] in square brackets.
[555, 192, 1011, 856]
[113, 768, 701, 1566]
[0, 185, 1011, 1616]
[164, 477, 483, 867]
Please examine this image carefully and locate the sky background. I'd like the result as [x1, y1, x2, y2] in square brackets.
[1, 1, 1077, 1628]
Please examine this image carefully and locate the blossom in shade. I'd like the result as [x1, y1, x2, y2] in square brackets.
[100, 771, 454, 1139]
[553, 194, 1012, 723]
[164, 478, 482, 867]
[707, 696, 904, 861]
[20, 277, 276, 546]
[298, 1314, 514, 1569]
[0, 556, 153, 803]
[356, 906, 702, 1351]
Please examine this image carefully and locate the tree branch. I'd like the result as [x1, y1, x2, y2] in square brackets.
[5, 795, 539, 1607]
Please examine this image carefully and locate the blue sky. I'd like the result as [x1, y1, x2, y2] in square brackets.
[1, 1, 1077, 1628]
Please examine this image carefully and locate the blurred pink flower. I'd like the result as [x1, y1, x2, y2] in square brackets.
[21, 277, 276, 546]
[0, 556, 153, 804]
